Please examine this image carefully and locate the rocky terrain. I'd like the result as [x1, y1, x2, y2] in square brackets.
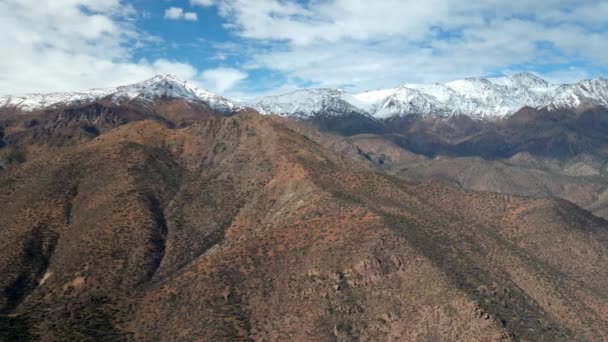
[0, 103, 606, 341]
[279, 102, 608, 220]
[247, 76, 608, 221]
[1, 76, 608, 340]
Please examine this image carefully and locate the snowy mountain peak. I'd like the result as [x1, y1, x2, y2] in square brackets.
[361, 73, 608, 119]
[549, 78, 608, 108]
[489, 73, 551, 89]
[463, 76, 493, 83]
[112, 74, 198, 101]
[3, 73, 608, 120]
[146, 74, 185, 82]
[254, 74, 608, 121]
[252, 88, 367, 119]
[372, 87, 441, 119]
[509, 72, 549, 84]
[0, 74, 241, 114]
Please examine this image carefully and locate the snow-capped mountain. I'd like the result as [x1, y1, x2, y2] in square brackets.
[3, 73, 608, 121]
[255, 73, 608, 120]
[547, 78, 608, 110]
[252, 88, 370, 119]
[371, 86, 446, 119]
[0, 75, 242, 114]
[356, 73, 560, 119]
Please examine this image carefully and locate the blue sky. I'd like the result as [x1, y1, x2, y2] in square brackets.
[1, 0, 607, 99]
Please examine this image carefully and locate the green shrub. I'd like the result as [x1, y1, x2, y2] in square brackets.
[6, 147, 26, 164]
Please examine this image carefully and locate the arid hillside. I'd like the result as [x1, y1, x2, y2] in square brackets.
[279, 109, 608, 220]
[1, 106, 608, 341]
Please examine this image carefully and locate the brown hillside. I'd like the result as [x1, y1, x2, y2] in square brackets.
[0, 111, 607, 340]
[280, 117, 608, 220]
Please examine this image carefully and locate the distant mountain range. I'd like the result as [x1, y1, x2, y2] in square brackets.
[253, 73, 608, 119]
[2, 73, 608, 121]
[3, 73, 608, 160]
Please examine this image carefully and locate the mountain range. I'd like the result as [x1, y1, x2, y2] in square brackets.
[0, 74, 241, 114]
[251, 73, 608, 120]
[3, 73, 608, 121]
[2, 73, 608, 340]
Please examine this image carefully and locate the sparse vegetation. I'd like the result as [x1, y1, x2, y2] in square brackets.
[0, 108, 607, 341]
[5, 147, 26, 164]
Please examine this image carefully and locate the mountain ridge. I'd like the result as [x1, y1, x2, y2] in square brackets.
[0, 74, 242, 114]
[255, 73, 608, 120]
[3, 73, 608, 122]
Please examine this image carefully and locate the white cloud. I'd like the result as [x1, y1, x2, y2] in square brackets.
[165, 7, 185, 20]
[191, 0, 215, 6]
[216, 0, 450, 45]
[164, 7, 198, 21]
[199, 68, 248, 93]
[540, 67, 593, 85]
[2, 0, 606, 98]
[184, 12, 199, 21]
[0, 0, 206, 95]
[214, 0, 608, 92]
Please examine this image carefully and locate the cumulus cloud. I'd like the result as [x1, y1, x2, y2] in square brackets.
[215, 0, 450, 45]
[191, 0, 215, 6]
[2, 0, 606, 97]
[0, 0, 206, 94]
[200, 68, 248, 93]
[540, 67, 593, 85]
[214, 0, 608, 91]
[184, 12, 199, 21]
[165, 7, 185, 20]
[165, 7, 198, 21]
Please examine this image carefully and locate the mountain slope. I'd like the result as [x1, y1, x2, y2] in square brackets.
[366, 104, 608, 159]
[281, 106, 608, 220]
[1, 107, 608, 340]
[0, 99, 228, 150]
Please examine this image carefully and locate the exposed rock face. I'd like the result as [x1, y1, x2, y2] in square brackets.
[1, 103, 608, 341]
